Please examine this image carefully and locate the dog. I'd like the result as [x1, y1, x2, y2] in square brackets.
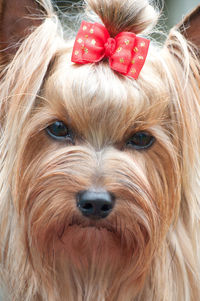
[0, 0, 200, 300]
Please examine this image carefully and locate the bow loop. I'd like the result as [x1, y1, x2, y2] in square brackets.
[71, 21, 110, 63]
[71, 21, 150, 79]
[109, 32, 136, 74]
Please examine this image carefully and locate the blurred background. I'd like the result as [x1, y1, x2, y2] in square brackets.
[53, 0, 200, 30]
[164, 0, 199, 28]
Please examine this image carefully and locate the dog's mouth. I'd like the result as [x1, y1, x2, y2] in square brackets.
[68, 218, 116, 232]
[57, 216, 118, 240]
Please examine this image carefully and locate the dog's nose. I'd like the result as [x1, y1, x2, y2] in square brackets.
[77, 190, 115, 219]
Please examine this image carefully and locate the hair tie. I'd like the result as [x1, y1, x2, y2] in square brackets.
[71, 21, 150, 79]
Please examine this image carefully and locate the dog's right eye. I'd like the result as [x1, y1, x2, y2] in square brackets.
[46, 121, 73, 141]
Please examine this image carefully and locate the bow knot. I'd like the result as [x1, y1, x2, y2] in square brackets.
[71, 21, 150, 79]
[104, 38, 116, 57]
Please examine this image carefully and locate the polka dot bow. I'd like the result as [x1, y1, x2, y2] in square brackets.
[71, 21, 150, 79]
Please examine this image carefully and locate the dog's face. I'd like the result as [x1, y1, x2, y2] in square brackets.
[1, 0, 200, 300]
[14, 50, 180, 290]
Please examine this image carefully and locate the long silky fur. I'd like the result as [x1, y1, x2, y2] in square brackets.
[0, 0, 200, 300]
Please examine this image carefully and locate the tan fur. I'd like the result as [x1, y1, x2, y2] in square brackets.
[0, 0, 200, 300]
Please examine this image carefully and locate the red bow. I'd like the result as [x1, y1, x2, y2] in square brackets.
[71, 21, 150, 79]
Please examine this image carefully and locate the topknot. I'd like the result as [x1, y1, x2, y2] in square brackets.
[85, 0, 159, 37]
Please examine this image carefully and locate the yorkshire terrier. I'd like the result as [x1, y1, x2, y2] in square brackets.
[0, 0, 200, 300]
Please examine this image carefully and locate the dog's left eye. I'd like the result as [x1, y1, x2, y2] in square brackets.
[46, 121, 72, 141]
[126, 131, 155, 150]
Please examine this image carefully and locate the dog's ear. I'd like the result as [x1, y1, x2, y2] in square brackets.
[0, 0, 43, 60]
[176, 5, 200, 50]
[166, 5, 200, 56]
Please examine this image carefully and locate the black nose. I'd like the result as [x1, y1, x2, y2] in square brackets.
[77, 190, 115, 219]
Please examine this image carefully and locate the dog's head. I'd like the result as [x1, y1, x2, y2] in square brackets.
[0, 0, 200, 300]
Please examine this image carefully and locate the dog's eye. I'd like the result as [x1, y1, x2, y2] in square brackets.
[126, 131, 155, 150]
[46, 121, 72, 141]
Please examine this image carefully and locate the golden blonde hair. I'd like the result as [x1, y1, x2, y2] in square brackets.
[0, 1, 199, 300]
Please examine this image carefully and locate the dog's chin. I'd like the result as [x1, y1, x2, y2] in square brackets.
[54, 214, 141, 263]
[52, 215, 150, 293]
[55, 218, 130, 274]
